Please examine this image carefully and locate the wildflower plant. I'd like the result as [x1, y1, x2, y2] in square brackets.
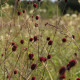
[0, 0, 80, 80]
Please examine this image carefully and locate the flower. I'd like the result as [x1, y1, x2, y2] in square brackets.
[27, 1, 30, 4]
[17, 11, 21, 16]
[59, 66, 66, 75]
[72, 35, 75, 39]
[34, 36, 38, 41]
[33, 3, 37, 8]
[23, 10, 25, 13]
[31, 63, 37, 70]
[1, 54, 4, 57]
[65, 0, 68, 3]
[62, 38, 67, 42]
[14, 70, 17, 74]
[47, 54, 51, 59]
[12, 45, 17, 51]
[20, 40, 24, 44]
[36, 16, 39, 20]
[32, 76, 35, 80]
[76, 78, 80, 80]
[38, 0, 41, 2]
[47, 37, 50, 41]
[29, 38, 33, 42]
[7, 75, 10, 79]
[29, 54, 34, 60]
[35, 23, 38, 27]
[48, 40, 53, 45]
[11, 42, 15, 46]
[39, 57, 47, 62]
[69, 59, 77, 68]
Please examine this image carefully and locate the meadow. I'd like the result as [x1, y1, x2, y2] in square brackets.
[0, 0, 80, 80]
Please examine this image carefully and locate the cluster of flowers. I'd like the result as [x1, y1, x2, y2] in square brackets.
[59, 59, 78, 80]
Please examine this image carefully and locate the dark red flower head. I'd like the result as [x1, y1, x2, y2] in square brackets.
[59, 66, 66, 75]
[72, 35, 75, 39]
[36, 16, 39, 20]
[65, 0, 68, 3]
[62, 38, 67, 42]
[47, 54, 51, 59]
[33, 3, 37, 8]
[11, 42, 15, 46]
[69, 59, 77, 68]
[39, 57, 47, 62]
[76, 78, 80, 80]
[12, 45, 17, 51]
[59, 74, 66, 80]
[48, 40, 53, 45]
[32, 76, 35, 80]
[47, 37, 50, 41]
[20, 40, 24, 44]
[29, 54, 34, 60]
[35, 23, 38, 27]
[17, 11, 21, 16]
[14, 70, 17, 74]
[29, 38, 33, 42]
[23, 10, 25, 13]
[31, 63, 37, 70]
[34, 36, 38, 41]
[1, 54, 4, 57]
[7, 75, 10, 79]
[38, 0, 41, 2]
[27, 1, 30, 4]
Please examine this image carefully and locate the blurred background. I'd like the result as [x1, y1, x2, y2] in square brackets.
[1, 0, 80, 18]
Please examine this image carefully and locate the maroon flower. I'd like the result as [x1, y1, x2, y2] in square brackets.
[47, 37, 50, 41]
[76, 78, 80, 80]
[32, 76, 35, 80]
[31, 63, 37, 70]
[34, 36, 38, 41]
[7, 75, 10, 79]
[11, 42, 15, 46]
[62, 38, 67, 42]
[27, 1, 30, 4]
[20, 40, 24, 44]
[14, 70, 17, 74]
[29, 54, 34, 60]
[39, 57, 47, 62]
[38, 0, 41, 2]
[59, 74, 66, 80]
[69, 59, 77, 68]
[65, 0, 68, 3]
[59, 66, 66, 75]
[29, 38, 33, 42]
[48, 40, 53, 45]
[17, 11, 21, 16]
[1, 54, 4, 57]
[33, 3, 37, 8]
[72, 35, 75, 39]
[47, 54, 51, 59]
[36, 16, 39, 20]
[74, 53, 77, 56]
[23, 10, 25, 13]
[12, 45, 17, 51]
[35, 23, 38, 27]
